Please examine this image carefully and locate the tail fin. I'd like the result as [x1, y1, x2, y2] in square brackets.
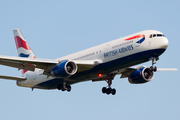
[13, 28, 36, 74]
[13, 28, 36, 59]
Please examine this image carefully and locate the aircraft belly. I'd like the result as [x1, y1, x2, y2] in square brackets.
[33, 78, 64, 89]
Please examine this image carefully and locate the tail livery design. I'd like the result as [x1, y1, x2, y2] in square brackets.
[13, 29, 36, 59]
[13, 29, 36, 74]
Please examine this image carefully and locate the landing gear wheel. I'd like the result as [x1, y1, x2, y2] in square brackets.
[106, 88, 111, 95]
[58, 78, 72, 92]
[66, 85, 71, 92]
[102, 87, 106, 94]
[101, 87, 116, 95]
[61, 87, 65, 91]
[57, 84, 62, 90]
[150, 66, 157, 72]
[111, 88, 116, 95]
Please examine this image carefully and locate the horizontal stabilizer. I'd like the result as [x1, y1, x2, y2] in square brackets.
[157, 68, 178, 71]
[0, 75, 26, 81]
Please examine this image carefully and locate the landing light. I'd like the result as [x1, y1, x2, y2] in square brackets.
[98, 74, 102, 77]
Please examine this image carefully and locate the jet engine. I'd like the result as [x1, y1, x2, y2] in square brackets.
[128, 67, 154, 84]
[51, 61, 77, 77]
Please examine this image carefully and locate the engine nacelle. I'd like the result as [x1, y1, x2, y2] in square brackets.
[128, 67, 154, 84]
[51, 61, 77, 77]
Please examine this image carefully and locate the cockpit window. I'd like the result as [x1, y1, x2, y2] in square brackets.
[149, 34, 165, 38]
[157, 34, 162, 37]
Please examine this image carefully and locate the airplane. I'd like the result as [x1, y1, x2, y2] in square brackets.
[0, 29, 178, 95]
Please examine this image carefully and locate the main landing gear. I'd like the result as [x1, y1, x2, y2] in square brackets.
[57, 84, 71, 92]
[102, 74, 116, 95]
[150, 57, 159, 72]
[57, 79, 71, 92]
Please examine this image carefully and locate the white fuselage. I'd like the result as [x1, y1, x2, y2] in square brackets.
[17, 30, 168, 89]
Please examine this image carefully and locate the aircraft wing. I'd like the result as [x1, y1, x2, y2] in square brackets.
[0, 55, 98, 74]
[0, 55, 59, 71]
[0, 75, 26, 81]
[119, 66, 144, 78]
[157, 68, 178, 71]
[73, 60, 98, 72]
[120, 66, 178, 78]
[92, 65, 178, 82]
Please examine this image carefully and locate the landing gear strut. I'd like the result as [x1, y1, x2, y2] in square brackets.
[102, 74, 116, 95]
[150, 57, 159, 72]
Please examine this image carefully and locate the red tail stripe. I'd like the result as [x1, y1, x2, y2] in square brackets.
[14, 36, 31, 50]
[22, 70, 27, 74]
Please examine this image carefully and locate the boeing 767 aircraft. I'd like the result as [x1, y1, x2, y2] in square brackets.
[0, 29, 177, 95]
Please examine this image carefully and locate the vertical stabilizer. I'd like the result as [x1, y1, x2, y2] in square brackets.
[13, 28, 36, 58]
[13, 28, 36, 74]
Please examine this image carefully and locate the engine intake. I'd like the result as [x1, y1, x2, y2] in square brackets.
[51, 61, 77, 77]
[128, 67, 154, 84]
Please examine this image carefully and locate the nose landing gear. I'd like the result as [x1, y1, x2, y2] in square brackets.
[150, 57, 159, 72]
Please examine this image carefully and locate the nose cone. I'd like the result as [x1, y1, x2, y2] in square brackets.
[161, 37, 169, 49]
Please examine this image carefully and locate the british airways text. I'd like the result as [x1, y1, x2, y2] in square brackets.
[104, 45, 134, 58]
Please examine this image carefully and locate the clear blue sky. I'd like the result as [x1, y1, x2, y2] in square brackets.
[0, 0, 179, 120]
